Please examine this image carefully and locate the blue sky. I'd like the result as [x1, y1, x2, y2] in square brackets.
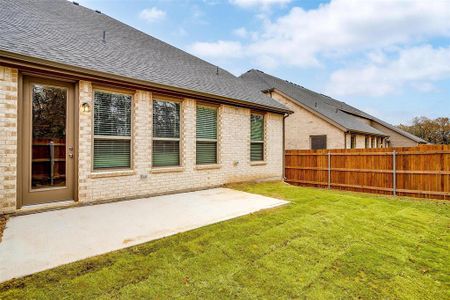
[76, 0, 450, 125]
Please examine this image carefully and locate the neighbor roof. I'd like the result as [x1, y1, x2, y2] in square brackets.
[241, 69, 426, 142]
[0, 0, 289, 113]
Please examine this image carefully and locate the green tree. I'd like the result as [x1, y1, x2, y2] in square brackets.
[398, 117, 449, 144]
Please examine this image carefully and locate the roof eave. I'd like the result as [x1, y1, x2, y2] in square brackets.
[347, 129, 388, 137]
[267, 88, 348, 131]
[339, 107, 425, 143]
[0, 49, 291, 114]
[374, 121, 427, 143]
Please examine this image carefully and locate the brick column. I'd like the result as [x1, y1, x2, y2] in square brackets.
[182, 98, 196, 170]
[134, 90, 152, 174]
[77, 80, 93, 202]
[0, 66, 18, 213]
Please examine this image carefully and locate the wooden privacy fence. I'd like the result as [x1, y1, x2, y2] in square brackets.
[285, 145, 450, 200]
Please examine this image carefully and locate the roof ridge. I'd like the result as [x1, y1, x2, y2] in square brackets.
[74, 1, 232, 77]
[249, 69, 273, 91]
[0, 0, 290, 112]
[243, 69, 425, 142]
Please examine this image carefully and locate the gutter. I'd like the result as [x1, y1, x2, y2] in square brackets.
[0, 50, 292, 115]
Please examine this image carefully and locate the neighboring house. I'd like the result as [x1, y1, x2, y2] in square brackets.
[240, 70, 426, 150]
[0, 1, 291, 214]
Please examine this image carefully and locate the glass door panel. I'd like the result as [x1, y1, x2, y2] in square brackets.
[31, 85, 67, 189]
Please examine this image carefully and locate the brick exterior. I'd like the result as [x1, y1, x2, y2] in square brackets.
[0, 76, 283, 213]
[371, 122, 419, 147]
[270, 90, 391, 150]
[77, 82, 283, 203]
[0, 67, 18, 213]
[271, 91, 345, 149]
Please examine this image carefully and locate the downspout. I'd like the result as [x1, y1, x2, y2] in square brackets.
[282, 113, 288, 181]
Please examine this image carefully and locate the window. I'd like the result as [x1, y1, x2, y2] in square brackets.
[365, 136, 370, 148]
[250, 113, 264, 161]
[93, 90, 132, 170]
[152, 99, 180, 167]
[350, 135, 356, 149]
[310, 135, 327, 150]
[196, 105, 218, 165]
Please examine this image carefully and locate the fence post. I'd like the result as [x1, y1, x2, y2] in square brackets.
[392, 150, 396, 196]
[328, 152, 331, 189]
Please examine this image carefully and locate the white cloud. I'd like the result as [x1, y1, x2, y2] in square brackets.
[249, 0, 450, 67]
[139, 7, 166, 23]
[233, 27, 248, 38]
[190, 0, 450, 68]
[230, 0, 291, 9]
[233, 27, 260, 41]
[188, 40, 244, 59]
[326, 45, 450, 97]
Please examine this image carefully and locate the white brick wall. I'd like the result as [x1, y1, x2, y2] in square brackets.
[0, 67, 18, 213]
[270, 91, 388, 150]
[271, 91, 345, 149]
[77, 81, 283, 203]
[0, 75, 283, 213]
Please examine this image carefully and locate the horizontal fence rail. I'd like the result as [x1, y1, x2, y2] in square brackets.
[285, 145, 450, 200]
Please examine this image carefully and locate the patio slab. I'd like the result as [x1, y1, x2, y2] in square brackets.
[0, 188, 287, 282]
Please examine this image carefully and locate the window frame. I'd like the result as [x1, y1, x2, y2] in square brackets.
[196, 103, 219, 165]
[250, 111, 266, 162]
[310, 135, 327, 150]
[91, 87, 134, 172]
[151, 95, 183, 168]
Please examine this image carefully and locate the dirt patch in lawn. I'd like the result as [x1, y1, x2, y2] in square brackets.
[0, 216, 7, 243]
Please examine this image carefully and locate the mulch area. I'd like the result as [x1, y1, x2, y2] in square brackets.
[0, 216, 7, 243]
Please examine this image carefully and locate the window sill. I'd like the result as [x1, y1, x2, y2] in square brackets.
[250, 161, 267, 166]
[195, 164, 221, 170]
[151, 166, 184, 174]
[89, 170, 135, 179]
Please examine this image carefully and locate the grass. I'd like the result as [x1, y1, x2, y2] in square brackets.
[0, 182, 448, 299]
[0, 215, 7, 243]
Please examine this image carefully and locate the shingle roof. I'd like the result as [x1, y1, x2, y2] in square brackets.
[0, 0, 289, 113]
[241, 69, 426, 142]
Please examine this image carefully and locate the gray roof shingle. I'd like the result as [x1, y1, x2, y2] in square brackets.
[0, 0, 289, 112]
[241, 69, 426, 142]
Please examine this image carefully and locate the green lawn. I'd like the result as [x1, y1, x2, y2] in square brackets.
[1, 182, 449, 299]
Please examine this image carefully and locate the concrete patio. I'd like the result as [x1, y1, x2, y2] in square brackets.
[0, 188, 287, 283]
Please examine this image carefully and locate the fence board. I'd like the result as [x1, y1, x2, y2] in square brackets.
[285, 145, 450, 200]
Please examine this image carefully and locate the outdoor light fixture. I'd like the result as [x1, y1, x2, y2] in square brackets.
[81, 102, 91, 113]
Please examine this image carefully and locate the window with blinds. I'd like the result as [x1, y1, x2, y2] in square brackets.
[250, 113, 264, 161]
[152, 99, 180, 167]
[310, 135, 327, 150]
[93, 91, 132, 169]
[196, 106, 217, 165]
